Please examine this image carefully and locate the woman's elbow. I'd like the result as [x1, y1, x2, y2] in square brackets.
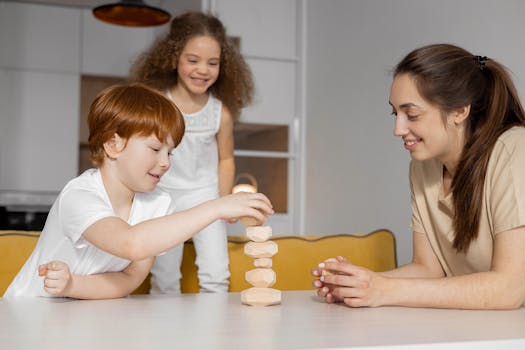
[494, 299, 524, 310]
[504, 293, 525, 310]
[492, 286, 525, 310]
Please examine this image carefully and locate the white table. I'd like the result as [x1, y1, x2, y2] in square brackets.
[1, 290, 525, 349]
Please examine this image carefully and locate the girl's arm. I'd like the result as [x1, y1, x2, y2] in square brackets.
[83, 192, 273, 261]
[216, 106, 235, 197]
[316, 225, 525, 309]
[40, 258, 153, 299]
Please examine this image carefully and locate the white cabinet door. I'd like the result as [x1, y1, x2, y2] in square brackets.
[214, 0, 297, 59]
[0, 2, 80, 73]
[211, 0, 301, 234]
[0, 69, 79, 192]
[213, 0, 297, 126]
[242, 58, 296, 125]
[81, 10, 161, 77]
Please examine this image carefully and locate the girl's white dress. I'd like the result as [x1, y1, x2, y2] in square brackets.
[150, 93, 230, 293]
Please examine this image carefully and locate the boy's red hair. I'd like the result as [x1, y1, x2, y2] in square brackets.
[87, 83, 185, 166]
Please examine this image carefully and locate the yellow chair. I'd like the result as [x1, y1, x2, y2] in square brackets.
[0, 229, 396, 295]
[139, 229, 397, 293]
[0, 231, 41, 295]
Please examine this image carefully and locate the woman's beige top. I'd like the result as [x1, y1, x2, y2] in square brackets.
[410, 126, 525, 276]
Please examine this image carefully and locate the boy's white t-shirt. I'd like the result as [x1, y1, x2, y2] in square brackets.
[3, 168, 173, 298]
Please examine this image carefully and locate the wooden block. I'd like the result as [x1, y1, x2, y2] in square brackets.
[244, 241, 278, 258]
[245, 226, 272, 242]
[322, 258, 337, 276]
[254, 258, 272, 268]
[245, 268, 276, 288]
[239, 216, 264, 226]
[241, 287, 281, 306]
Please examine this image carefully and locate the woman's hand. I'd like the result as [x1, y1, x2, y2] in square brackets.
[312, 257, 344, 303]
[312, 256, 388, 307]
[39, 261, 73, 297]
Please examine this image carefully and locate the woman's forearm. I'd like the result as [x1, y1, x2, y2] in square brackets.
[382, 271, 524, 309]
[380, 262, 444, 279]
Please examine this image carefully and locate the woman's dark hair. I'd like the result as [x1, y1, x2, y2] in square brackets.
[394, 44, 525, 252]
[129, 11, 253, 120]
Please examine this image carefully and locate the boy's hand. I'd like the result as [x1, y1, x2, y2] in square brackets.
[38, 261, 73, 297]
[217, 192, 274, 223]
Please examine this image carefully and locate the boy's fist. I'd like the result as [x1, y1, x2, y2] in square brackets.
[38, 260, 72, 297]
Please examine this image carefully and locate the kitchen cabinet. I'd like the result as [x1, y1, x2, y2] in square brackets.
[213, 0, 297, 59]
[242, 58, 296, 125]
[210, 0, 304, 234]
[0, 2, 80, 73]
[213, 0, 298, 126]
[0, 2, 80, 194]
[0, 69, 79, 192]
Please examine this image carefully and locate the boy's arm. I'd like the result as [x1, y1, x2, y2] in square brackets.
[83, 192, 273, 261]
[41, 258, 153, 299]
[217, 106, 235, 197]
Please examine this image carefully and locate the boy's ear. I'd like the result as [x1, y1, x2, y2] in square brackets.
[453, 105, 471, 125]
[103, 133, 126, 159]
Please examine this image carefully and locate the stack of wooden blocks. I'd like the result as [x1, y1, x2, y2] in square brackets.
[240, 221, 282, 306]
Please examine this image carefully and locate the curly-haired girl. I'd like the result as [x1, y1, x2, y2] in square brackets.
[130, 11, 254, 294]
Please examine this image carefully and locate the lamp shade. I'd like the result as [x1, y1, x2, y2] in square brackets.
[232, 173, 258, 194]
[93, 0, 171, 27]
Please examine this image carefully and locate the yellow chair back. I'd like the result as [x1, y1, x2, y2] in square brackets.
[179, 229, 397, 292]
[0, 231, 40, 295]
[0, 229, 397, 295]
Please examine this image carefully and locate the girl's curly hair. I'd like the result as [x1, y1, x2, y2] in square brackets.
[130, 12, 254, 121]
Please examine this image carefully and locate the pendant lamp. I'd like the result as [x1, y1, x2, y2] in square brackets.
[93, 0, 171, 27]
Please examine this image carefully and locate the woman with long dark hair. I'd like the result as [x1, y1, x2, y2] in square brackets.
[313, 44, 525, 309]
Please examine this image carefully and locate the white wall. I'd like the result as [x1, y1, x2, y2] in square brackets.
[0, 2, 81, 193]
[304, 0, 525, 264]
[81, 11, 160, 77]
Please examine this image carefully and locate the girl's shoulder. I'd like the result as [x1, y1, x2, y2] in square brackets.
[202, 93, 223, 120]
[209, 93, 223, 108]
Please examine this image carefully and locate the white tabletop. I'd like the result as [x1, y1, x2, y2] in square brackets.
[1, 290, 525, 350]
